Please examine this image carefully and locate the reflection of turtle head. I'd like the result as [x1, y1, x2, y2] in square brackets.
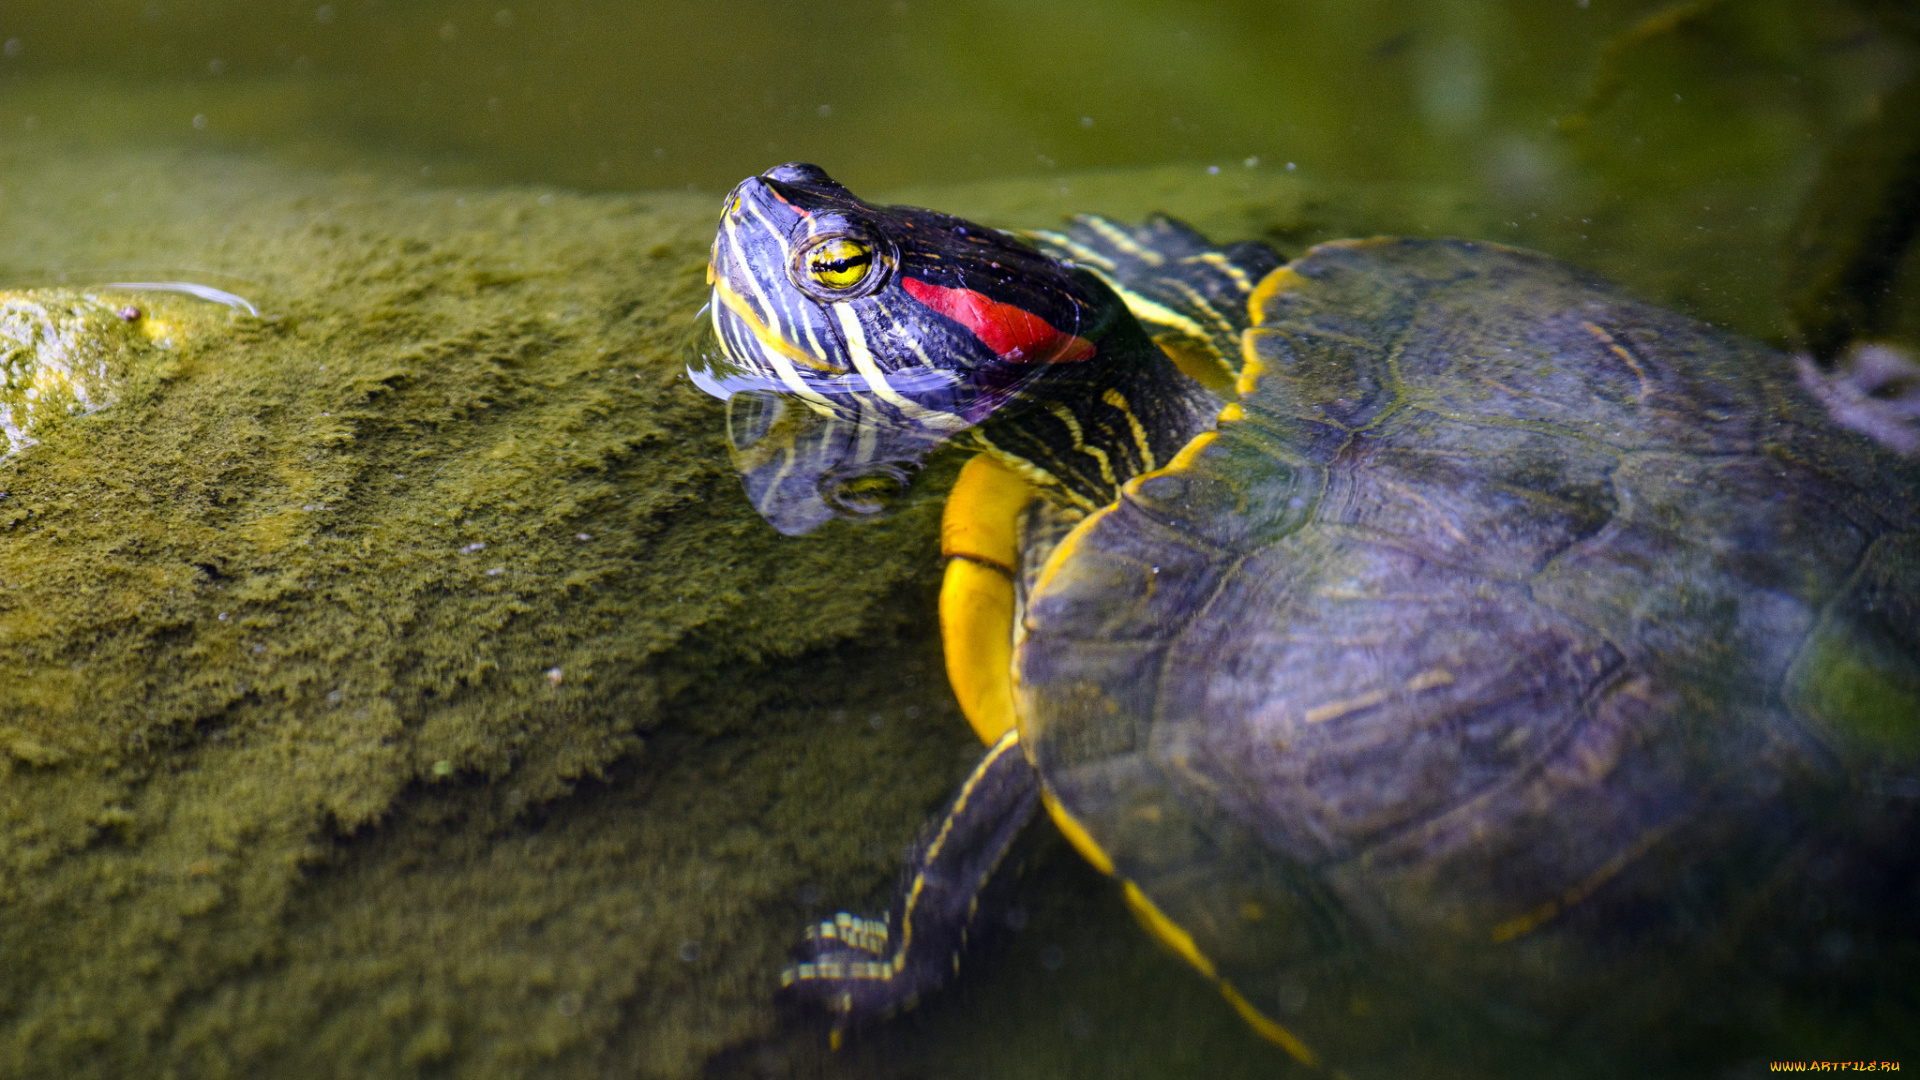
[695, 163, 1146, 534]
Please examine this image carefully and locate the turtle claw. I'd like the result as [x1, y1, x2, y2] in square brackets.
[801, 911, 892, 958]
[779, 910, 923, 1022]
[778, 731, 1041, 1032]
[1799, 344, 1920, 455]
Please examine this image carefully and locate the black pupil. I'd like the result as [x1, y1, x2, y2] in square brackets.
[813, 242, 872, 282]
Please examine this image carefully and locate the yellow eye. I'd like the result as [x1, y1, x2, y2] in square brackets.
[804, 236, 875, 291]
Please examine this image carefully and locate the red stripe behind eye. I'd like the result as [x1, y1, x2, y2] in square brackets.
[901, 277, 1095, 363]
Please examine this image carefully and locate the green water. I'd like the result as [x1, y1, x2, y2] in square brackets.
[0, 2, 1915, 1078]
[5, 1, 1917, 340]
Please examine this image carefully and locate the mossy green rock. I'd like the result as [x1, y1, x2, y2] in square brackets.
[1, 289, 180, 458]
[0, 146, 992, 1079]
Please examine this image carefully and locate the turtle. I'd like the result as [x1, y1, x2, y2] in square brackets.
[691, 163, 1920, 1075]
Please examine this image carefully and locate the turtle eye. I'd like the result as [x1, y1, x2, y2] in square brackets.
[788, 225, 893, 301]
[803, 236, 875, 291]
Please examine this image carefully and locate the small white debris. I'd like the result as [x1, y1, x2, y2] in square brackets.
[461, 542, 486, 554]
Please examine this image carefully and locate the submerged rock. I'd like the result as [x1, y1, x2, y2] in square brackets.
[0, 290, 168, 457]
[0, 147, 974, 1080]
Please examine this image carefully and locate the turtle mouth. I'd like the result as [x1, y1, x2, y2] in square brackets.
[687, 318, 965, 406]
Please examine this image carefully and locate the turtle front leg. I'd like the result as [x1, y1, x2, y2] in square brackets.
[781, 729, 1039, 1032]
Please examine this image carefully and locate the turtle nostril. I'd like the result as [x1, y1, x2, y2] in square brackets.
[764, 162, 834, 186]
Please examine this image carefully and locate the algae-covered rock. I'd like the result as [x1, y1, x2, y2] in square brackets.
[0, 290, 171, 458]
[0, 146, 992, 1079]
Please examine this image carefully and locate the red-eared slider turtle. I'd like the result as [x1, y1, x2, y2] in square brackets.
[692, 163, 1920, 1075]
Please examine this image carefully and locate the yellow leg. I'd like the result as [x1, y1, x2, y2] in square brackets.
[939, 455, 1034, 745]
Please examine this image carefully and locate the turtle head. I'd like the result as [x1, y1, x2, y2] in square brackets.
[705, 162, 1116, 410]
[694, 163, 1135, 533]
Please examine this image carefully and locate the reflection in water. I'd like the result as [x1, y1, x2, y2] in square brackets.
[691, 362, 948, 535]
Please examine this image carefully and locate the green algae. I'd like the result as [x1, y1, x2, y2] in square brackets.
[0, 289, 166, 458]
[0, 143, 979, 1079]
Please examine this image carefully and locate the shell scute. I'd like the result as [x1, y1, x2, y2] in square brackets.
[1023, 502, 1223, 644]
[1148, 533, 1624, 866]
[1241, 323, 1398, 430]
[1261, 240, 1772, 458]
[1783, 532, 1920, 765]
[1119, 419, 1328, 552]
[1317, 410, 1621, 580]
[1024, 699, 1356, 978]
[1529, 451, 1880, 692]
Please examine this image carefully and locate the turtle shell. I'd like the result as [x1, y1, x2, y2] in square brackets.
[1016, 238, 1920, 1070]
